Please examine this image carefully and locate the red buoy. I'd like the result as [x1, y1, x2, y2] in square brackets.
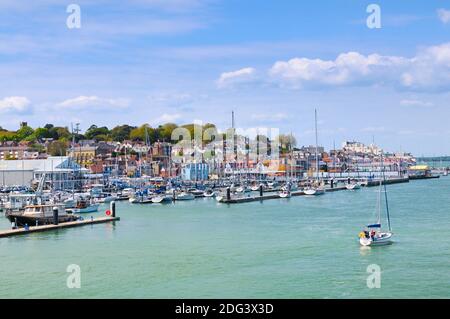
[105, 210, 111, 216]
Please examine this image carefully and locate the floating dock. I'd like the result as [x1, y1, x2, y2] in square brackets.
[221, 186, 348, 204]
[0, 216, 120, 238]
[365, 177, 410, 187]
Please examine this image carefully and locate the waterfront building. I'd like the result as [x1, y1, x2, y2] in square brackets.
[0, 156, 87, 189]
[181, 163, 210, 181]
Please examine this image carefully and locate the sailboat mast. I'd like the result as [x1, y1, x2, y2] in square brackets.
[381, 153, 392, 231]
[314, 109, 319, 182]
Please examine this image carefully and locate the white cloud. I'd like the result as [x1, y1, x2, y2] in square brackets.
[0, 96, 31, 113]
[217, 67, 256, 88]
[153, 113, 182, 124]
[400, 99, 433, 107]
[268, 42, 450, 91]
[251, 112, 288, 122]
[57, 96, 130, 110]
[437, 9, 450, 24]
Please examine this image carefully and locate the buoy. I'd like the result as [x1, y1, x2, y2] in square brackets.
[105, 210, 111, 216]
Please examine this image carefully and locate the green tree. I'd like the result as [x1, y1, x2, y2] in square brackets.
[157, 123, 178, 142]
[33, 127, 51, 141]
[48, 126, 71, 140]
[16, 125, 34, 141]
[130, 124, 152, 142]
[111, 124, 135, 142]
[47, 140, 68, 156]
[85, 125, 110, 140]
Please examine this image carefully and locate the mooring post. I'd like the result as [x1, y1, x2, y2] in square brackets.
[226, 187, 231, 201]
[110, 201, 116, 218]
[52, 207, 59, 225]
[331, 179, 334, 189]
[259, 185, 263, 197]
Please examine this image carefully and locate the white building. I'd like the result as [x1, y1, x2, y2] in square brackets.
[0, 156, 87, 189]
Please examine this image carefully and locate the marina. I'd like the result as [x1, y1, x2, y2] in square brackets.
[0, 176, 449, 298]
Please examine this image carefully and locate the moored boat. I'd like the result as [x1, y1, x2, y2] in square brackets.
[203, 189, 215, 197]
[176, 192, 195, 201]
[68, 200, 100, 214]
[6, 204, 77, 226]
[151, 195, 173, 204]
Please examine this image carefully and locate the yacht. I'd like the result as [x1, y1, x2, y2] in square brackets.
[6, 204, 77, 226]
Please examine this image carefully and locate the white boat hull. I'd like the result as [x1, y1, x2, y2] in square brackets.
[346, 183, 361, 190]
[71, 204, 100, 214]
[359, 232, 393, 246]
[151, 196, 172, 204]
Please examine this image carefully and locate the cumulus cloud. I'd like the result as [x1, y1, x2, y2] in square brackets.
[217, 67, 256, 88]
[400, 99, 433, 107]
[268, 42, 450, 91]
[57, 96, 130, 110]
[437, 9, 450, 24]
[0, 96, 31, 113]
[153, 113, 182, 124]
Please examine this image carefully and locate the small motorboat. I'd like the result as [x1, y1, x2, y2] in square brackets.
[176, 192, 195, 201]
[151, 195, 173, 204]
[203, 189, 216, 198]
[69, 200, 100, 214]
[279, 190, 291, 198]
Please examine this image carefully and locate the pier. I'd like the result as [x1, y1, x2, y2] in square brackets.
[0, 216, 120, 238]
[221, 186, 348, 204]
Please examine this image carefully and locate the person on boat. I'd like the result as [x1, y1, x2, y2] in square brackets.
[370, 230, 376, 239]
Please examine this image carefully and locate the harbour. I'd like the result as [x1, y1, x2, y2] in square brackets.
[3, 0, 450, 307]
[0, 176, 449, 298]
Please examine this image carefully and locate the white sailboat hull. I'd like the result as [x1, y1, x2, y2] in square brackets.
[359, 232, 393, 246]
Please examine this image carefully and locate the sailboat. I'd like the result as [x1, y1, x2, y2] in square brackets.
[304, 109, 325, 196]
[358, 155, 393, 246]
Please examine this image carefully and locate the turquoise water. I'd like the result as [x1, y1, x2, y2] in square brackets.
[1, 178, 450, 298]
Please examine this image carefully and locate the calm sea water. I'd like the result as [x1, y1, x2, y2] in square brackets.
[1, 178, 449, 299]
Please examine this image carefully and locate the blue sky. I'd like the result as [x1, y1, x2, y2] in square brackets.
[0, 0, 450, 155]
